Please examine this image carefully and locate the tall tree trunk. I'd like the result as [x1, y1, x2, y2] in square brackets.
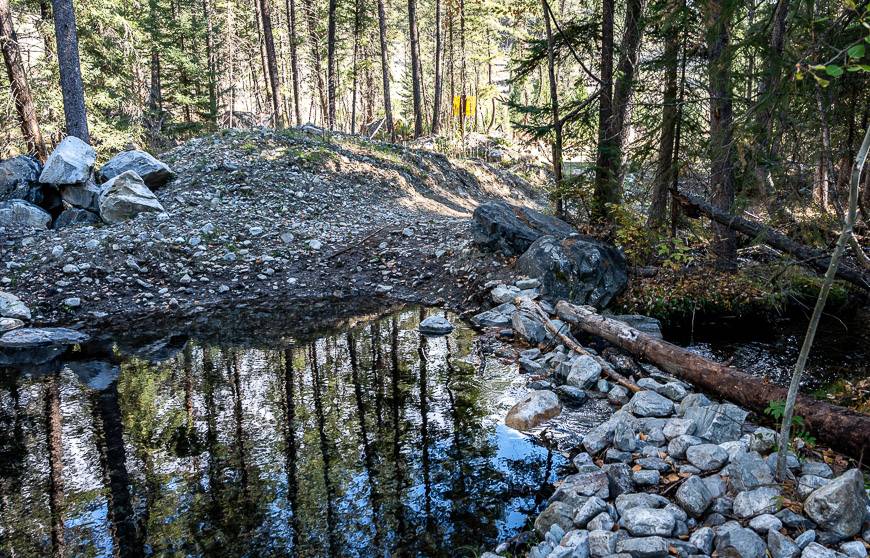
[0, 0, 46, 160]
[407, 0, 423, 137]
[226, 0, 236, 125]
[431, 0, 443, 135]
[51, 0, 89, 142]
[326, 0, 337, 129]
[146, 0, 163, 147]
[706, 0, 737, 270]
[350, 0, 360, 133]
[376, 0, 394, 140]
[203, 0, 217, 124]
[258, 0, 284, 127]
[648, 1, 680, 228]
[285, 0, 302, 125]
[591, 0, 614, 221]
[593, 0, 644, 222]
[752, 0, 789, 194]
[542, 0, 563, 216]
[304, 0, 327, 121]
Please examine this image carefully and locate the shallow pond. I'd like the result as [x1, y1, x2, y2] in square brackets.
[0, 308, 567, 558]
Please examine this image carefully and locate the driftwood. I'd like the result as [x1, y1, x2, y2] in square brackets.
[555, 301, 870, 460]
[672, 189, 870, 291]
[518, 298, 640, 393]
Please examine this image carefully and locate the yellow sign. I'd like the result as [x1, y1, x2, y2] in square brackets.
[452, 95, 477, 117]
[465, 96, 476, 116]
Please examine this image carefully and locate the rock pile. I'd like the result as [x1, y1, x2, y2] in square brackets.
[0, 137, 173, 231]
[480, 292, 870, 558]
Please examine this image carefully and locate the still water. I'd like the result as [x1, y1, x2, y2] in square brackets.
[0, 308, 566, 557]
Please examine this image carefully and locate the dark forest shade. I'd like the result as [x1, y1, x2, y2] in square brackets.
[51, 0, 89, 143]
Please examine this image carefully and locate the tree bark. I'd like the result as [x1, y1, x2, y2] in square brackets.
[350, 0, 360, 133]
[51, 0, 89, 142]
[705, 0, 737, 270]
[647, 1, 680, 229]
[203, 0, 217, 124]
[326, 0, 337, 129]
[376, 0, 394, 140]
[542, 0, 563, 216]
[0, 0, 47, 160]
[285, 0, 302, 125]
[431, 0, 443, 135]
[555, 301, 870, 461]
[258, 0, 283, 127]
[407, 0, 424, 138]
[591, 0, 614, 221]
[672, 189, 869, 290]
[304, 0, 327, 122]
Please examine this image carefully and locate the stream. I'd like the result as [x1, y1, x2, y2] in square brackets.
[0, 306, 865, 557]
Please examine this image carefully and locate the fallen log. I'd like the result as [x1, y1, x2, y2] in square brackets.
[555, 301, 870, 461]
[672, 189, 870, 291]
[518, 297, 640, 393]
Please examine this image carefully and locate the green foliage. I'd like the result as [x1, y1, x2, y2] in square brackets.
[764, 400, 816, 447]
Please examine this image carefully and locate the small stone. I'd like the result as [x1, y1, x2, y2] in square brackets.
[802, 542, 849, 558]
[686, 444, 729, 471]
[588, 530, 617, 558]
[574, 496, 608, 528]
[749, 513, 782, 533]
[749, 427, 779, 453]
[51, 245, 65, 258]
[249, 226, 264, 236]
[684, 403, 747, 443]
[566, 355, 603, 389]
[668, 434, 704, 459]
[0, 292, 30, 321]
[734, 486, 782, 519]
[62, 297, 81, 308]
[663, 417, 696, 439]
[690, 527, 715, 555]
[675, 475, 714, 517]
[801, 461, 833, 479]
[308, 239, 322, 250]
[716, 527, 767, 558]
[587, 512, 614, 531]
[627, 390, 674, 418]
[535, 501, 575, 537]
[840, 542, 868, 558]
[620, 507, 676, 537]
[795, 531, 817, 549]
[613, 420, 637, 451]
[768, 530, 801, 558]
[798, 475, 832, 501]
[776, 509, 816, 531]
[632, 470, 660, 487]
[616, 536, 669, 558]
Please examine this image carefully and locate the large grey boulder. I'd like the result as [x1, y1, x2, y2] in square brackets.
[803, 469, 868, 537]
[0, 155, 41, 201]
[505, 390, 561, 430]
[54, 208, 100, 229]
[99, 149, 174, 189]
[516, 235, 628, 308]
[60, 180, 101, 211]
[583, 411, 637, 454]
[0, 292, 31, 321]
[0, 327, 90, 366]
[620, 507, 676, 536]
[0, 199, 50, 229]
[39, 136, 96, 184]
[472, 200, 575, 256]
[98, 171, 165, 223]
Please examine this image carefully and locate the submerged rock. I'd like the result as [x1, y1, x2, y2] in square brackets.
[98, 171, 165, 223]
[505, 390, 561, 430]
[99, 149, 174, 189]
[39, 135, 96, 184]
[515, 235, 628, 308]
[418, 315, 454, 335]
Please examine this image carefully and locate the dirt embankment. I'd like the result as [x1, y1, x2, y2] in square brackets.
[1, 128, 546, 332]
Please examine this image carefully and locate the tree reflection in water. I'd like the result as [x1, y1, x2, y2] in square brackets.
[0, 308, 564, 557]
